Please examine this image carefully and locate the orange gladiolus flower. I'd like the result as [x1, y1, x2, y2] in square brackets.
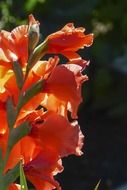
[31, 113, 84, 157]
[47, 23, 93, 60]
[0, 65, 13, 102]
[0, 14, 39, 71]
[0, 25, 28, 68]
[0, 102, 9, 157]
[5, 133, 63, 190]
[22, 56, 59, 92]
[43, 63, 88, 118]
[24, 149, 63, 190]
[5, 136, 43, 173]
[0, 14, 93, 190]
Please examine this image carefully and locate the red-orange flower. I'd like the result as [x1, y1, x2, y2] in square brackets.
[47, 23, 93, 60]
[31, 113, 84, 157]
[24, 149, 63, 190]
[0, 65, 13, 102]
[22, 56, 59, 92]
[0, 14, 93, 190]
[0, 14, 40, 71]
[0, 25, 28, 69]
[0, 102, 9, 157]
[5, 134, 63, 190]
[5, 136, 38, 172]
[43, 63, 88, 118]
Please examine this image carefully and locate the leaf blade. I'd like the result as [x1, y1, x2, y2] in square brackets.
[94, 180, 101, 190]
[20, 161, 28, 190]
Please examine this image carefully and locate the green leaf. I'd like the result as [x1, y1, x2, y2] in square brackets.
[4, 163, 20, 187]
[12, 61, 24, 89]
[17, 79, 44, 112]
[25, 0, 38, 12]
[0, 175, 5, 190]
[94, 180, 101, 190]
[20, 161, 28, 190]
[8, 121, 31, 151]
[6, 98, 17, 129]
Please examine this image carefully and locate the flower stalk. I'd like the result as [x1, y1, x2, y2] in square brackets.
[0, 14, 93, 190]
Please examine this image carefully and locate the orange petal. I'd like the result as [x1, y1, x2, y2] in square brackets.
[24, 149, 62, 190]
[62, 51, 81, 60]
[5, 136, 39, 172]
[31, 113, 84, 157]
[32, 56, 59, 79]
[44, 65, 80, 102]
[0, 25, 28, 67]
[23, 56, 59, 91]
[43, 64, 86, 118]
[0, 103, 9, 157]
[11, 25, 28, 66]
[67, 58, 90, 68]
[0, 66, 14, 102]
[8, 184, 20, 190]
[47, 23, 94, 54]
[5, 73, 19, 105]
[0, 31, 17, 63]
[41, 94, 66, 115]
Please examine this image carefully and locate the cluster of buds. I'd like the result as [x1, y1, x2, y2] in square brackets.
[0, 15, 93, 190]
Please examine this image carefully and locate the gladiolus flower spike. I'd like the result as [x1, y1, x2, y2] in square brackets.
[0, 14, 94, 190]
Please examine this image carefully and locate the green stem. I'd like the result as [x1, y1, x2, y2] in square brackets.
[0, 174, 5, 190]
[0, 65, 31, 189]
[0, 37, 47, 189]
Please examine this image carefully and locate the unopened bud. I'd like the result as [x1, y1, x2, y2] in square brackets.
[28, 14, 40, 54]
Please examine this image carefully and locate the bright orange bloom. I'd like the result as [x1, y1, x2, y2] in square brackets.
[24, 149, 63, 190]
[20, 58, 87, 119]
[5, 109, 83, 189]
[0, 25, 28, 69]
[0, 14, 40, 70]
[47, 23, 93, 60]
[22, 56, 59, 92]
[5, 133, 63, 190]
[5, 136, 41, 172]
[4, 73, 20, 105]
[0, 102, 9, 157]
[43, 63, 88, 118]
[0, 65, 14, 102]
[31, 113, 84, 157]
[0, 15, 93, 190]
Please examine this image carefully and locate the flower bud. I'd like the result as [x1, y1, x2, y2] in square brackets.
[28, 14, 40, 54]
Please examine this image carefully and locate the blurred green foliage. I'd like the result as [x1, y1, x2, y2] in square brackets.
[0, 0, 127, 117]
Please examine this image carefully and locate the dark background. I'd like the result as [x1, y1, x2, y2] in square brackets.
[1, 0, 127, 189]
